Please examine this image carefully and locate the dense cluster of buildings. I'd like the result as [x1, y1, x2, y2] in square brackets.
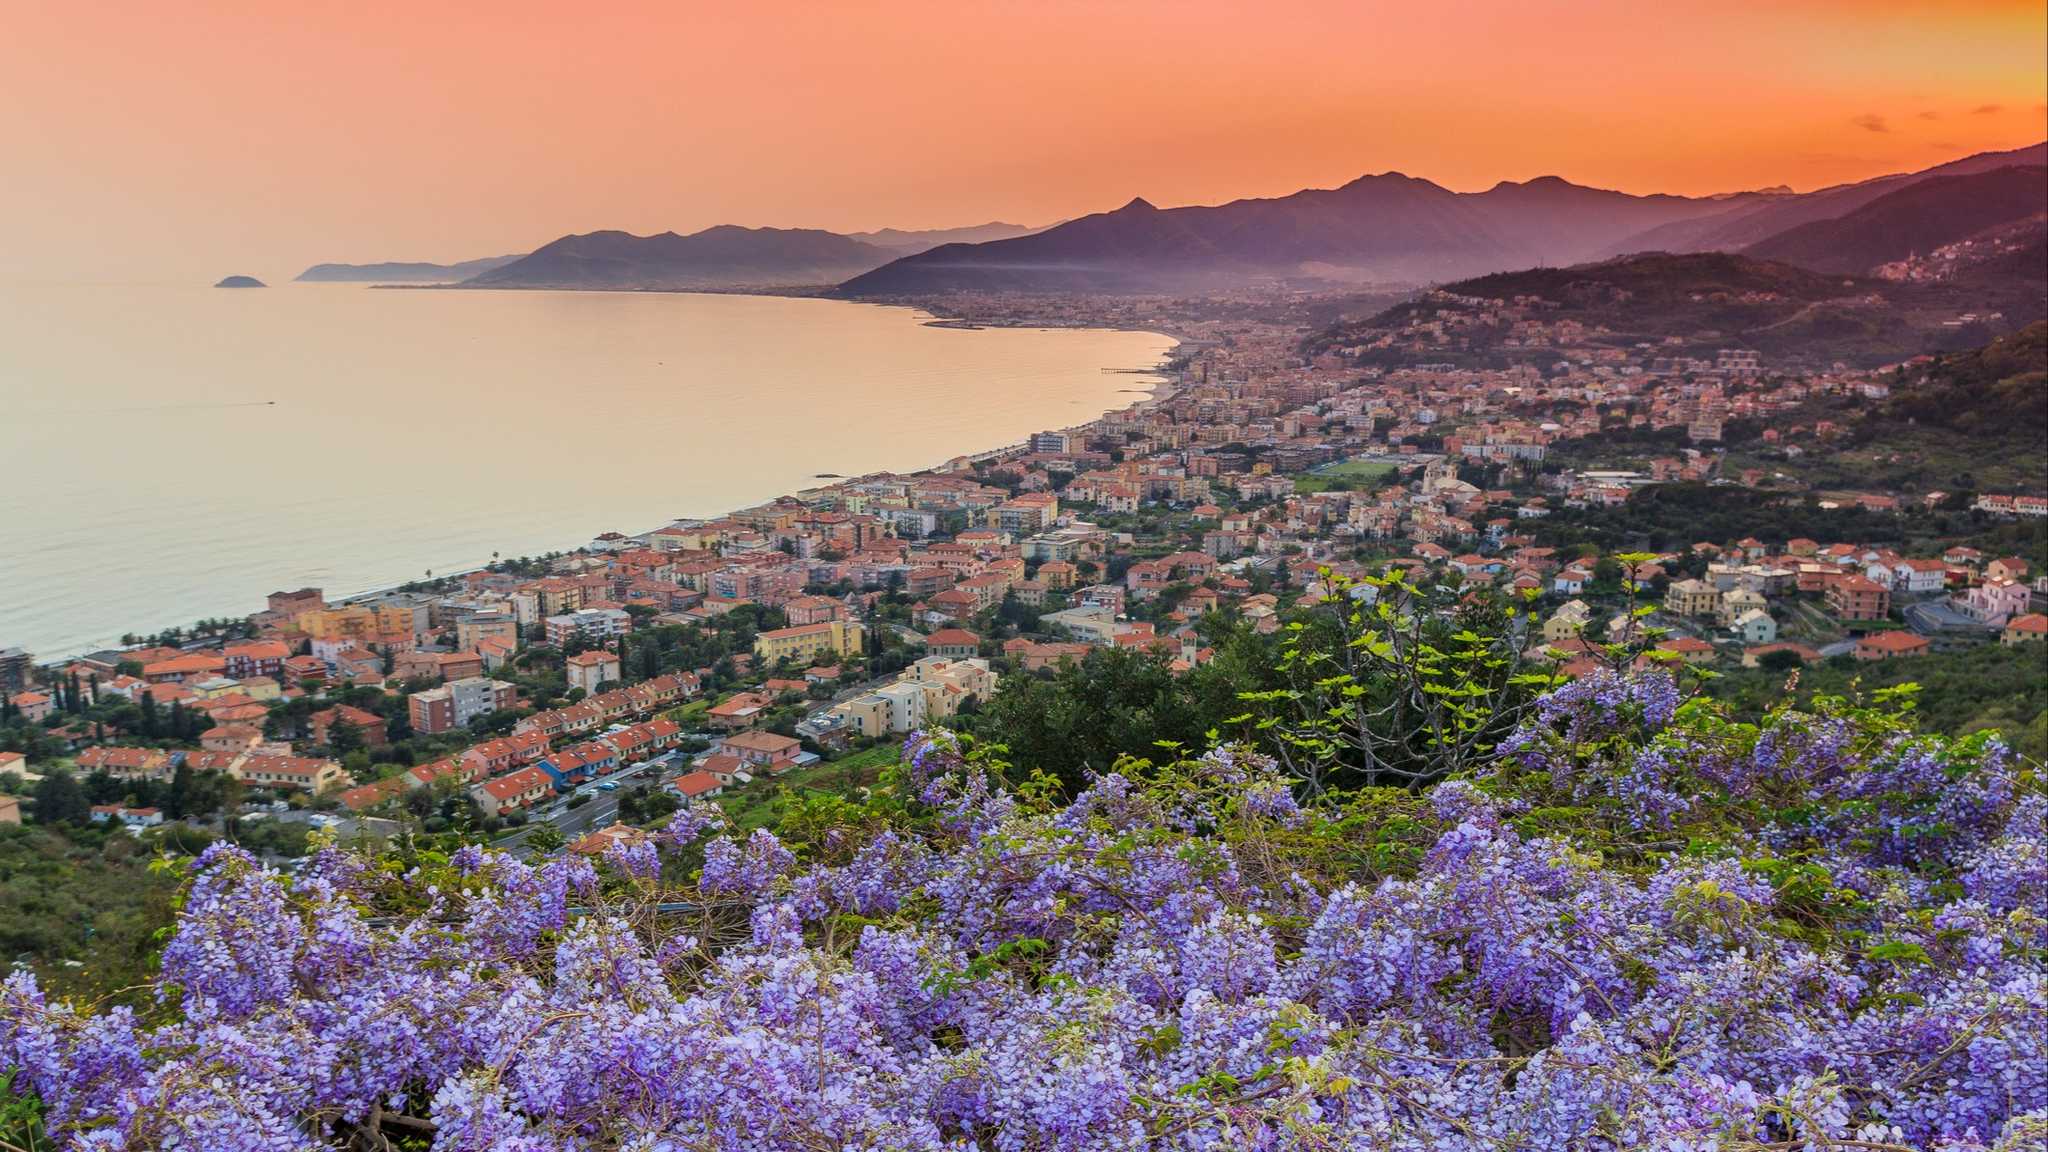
[5, 283, 2042, 836]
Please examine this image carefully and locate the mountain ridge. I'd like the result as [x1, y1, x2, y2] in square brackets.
[1741, 165, 2048, 274]
[840, 142, 2046, 297]
[464, 226, 900, 291]
[296, 254, 524, 283]
[1602, 142, 2047, 258]
[303, 141, 2047, 297]
[848, 222, 1041, 254]
[837, 171, 1777, 296]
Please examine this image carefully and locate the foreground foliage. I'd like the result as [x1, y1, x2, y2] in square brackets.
[0, 823, 180, 1003]
[1, 670, 2043, 1151]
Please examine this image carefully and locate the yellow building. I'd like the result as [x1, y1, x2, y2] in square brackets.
[753, 619, 866, 666]
[1663, 579, 1721, 619]
[1542, 600, 1592, 642]
[2003, 613, 2048, 646]
[297, 606, 379, 643]
[732, 504, 801, 533]
[1037, 560, 1079, 590]
[1717, 587, 1768, 627]
[373, 604, 425, 638]
[532, 578, 586, 617]
[455, 614, 519, 652]
[827, 656, 998, 736]
[827, 693, 891, 738]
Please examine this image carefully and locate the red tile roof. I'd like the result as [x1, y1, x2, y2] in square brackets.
[481, 766, 552, 800]
[722, 730, 800, 754]
[672, 770, 725, 798]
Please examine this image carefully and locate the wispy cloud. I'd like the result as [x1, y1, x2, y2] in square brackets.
[1972, 103, 2003, 115]
[1918, 110, 1941, 121]
[1852, 113, 1890, 133]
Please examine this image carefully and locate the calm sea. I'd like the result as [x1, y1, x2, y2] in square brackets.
[0, 283, 1171, 658]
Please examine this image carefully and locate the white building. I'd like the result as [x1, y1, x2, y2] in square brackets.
[1891, 559, 1949, 596]
[544, 608, 632, 647]
[1734, 608, 1778, 645]
[565, 650, 621, 695]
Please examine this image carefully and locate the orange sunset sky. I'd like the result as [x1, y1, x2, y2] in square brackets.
[2, 0, 2043, 283]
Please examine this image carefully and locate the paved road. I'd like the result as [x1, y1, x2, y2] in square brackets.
[495, 753, 678, 855]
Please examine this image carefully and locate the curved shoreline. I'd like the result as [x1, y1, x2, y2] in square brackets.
[13, 290, 1178, 662]
[323, 315, 1181, 622]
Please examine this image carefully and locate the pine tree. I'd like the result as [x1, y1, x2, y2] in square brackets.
[328, 717, 362, 757]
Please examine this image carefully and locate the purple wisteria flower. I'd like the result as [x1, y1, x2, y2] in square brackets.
[1, 673, 2040, 1151]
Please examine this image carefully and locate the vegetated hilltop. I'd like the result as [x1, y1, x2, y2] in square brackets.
[1879, 319, 2048, 437]
[1429, 250, 1851, 331]
[1310, 250, 2041, 367]
[467, 226, 901, 290]
[295, 254, 524, 283]
[1744, 165, 2048, 274]
[1573, 322, 2048, 500]
[1309, 251, 1848, 353]
[1833, 319, 2048, 490]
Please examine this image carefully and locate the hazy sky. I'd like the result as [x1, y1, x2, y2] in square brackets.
[3, 0, 2042, 282]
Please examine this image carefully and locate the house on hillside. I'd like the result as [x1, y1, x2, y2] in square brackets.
[1855, 631, 1930, 661]
[1732, 608, 1777, 645]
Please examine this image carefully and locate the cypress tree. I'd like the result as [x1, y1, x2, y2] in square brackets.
[31, 770, 90, 825]
[165, 762, 195, 820]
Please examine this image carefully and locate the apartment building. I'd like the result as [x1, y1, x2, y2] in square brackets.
[409, 677, 519, 734]
[753, 619, 866, 666]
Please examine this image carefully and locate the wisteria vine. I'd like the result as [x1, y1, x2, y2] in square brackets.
[1, 669, 2043, 1150]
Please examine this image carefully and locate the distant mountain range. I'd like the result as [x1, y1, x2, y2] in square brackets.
[850, 222, 1040, 254]
[462, 227, 899, 291]
[296, 143, 2044, 295]
[451, 221, 1042, 291]
[296, 254, 524, 283]
[298, 223, 1042, 291]
[839, 142, 2046, 296]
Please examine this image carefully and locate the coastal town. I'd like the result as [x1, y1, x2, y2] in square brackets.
[15, 5, 2048, 1144]
[2, 287, 2043, 852]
